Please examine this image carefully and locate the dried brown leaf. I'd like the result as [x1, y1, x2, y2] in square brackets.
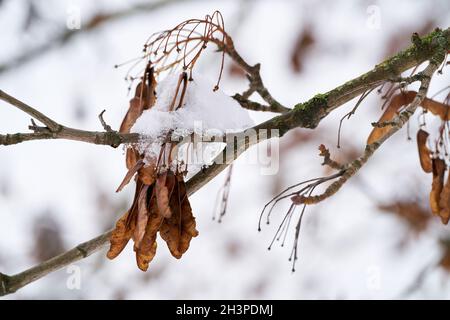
[116, 159, 144, 193]
[439, 174, 450, 225]
[107, 210, 134, 259]
[367, 91, 416, 144]
[119, 70, 157, 134]
[138, 162, 157, 185]
[120, 67, 157, 171]
[430, 158, 446, 216]
[133, 185, 150, 247]
[135, 195, 162, 271]
[126, 148, 140, 171]
[108, 181, 143, 259]
[368, 91, 449, 144]
[417, 129, 432, 173]
[155, 171, 176, 219]
[159, 174, 198, 258]
[422, 97, 450, 120]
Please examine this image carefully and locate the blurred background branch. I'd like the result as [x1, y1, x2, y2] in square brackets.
[0, 0, 190, 75]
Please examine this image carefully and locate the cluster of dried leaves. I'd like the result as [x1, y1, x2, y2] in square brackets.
[107, 66, 198, 271]
[369, 90, 450, 224]
[107, 12, 237, 271]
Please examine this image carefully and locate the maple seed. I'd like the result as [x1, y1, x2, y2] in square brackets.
[367, 91, 416, 144]
[439, 173, 450, 225]
[430, 158, 446, 216]
[159, 174, 198, 259]
[417, 129, 433, 173]
[107, 210, 134, 259]
[108, 62, 199, 271]
[367, 91, 448, 145]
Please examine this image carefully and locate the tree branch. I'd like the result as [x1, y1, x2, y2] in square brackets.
[255, 28, 450, 135]
[297, 58, 442, 205]
[0, 27, 448, 297]
[0, 90, 139, 147]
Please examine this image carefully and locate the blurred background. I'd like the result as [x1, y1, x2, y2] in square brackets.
[1, 0, 450, 299]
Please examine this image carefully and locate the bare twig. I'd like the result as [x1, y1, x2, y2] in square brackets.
[98, 110, 113, 132]
[213, 164, 233, 223]
[0, 90, 60, 132]
[220, 37, 291, 113]
[0, 90, 138, 147]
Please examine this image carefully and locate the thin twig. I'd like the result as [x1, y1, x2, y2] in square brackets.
[98, 110, 113, 132]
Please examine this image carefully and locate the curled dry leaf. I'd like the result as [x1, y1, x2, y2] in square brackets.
[116, 159, 144, 193]
[367, 91, 416, 144]
[416, 129, 433, 173]
[430, 158, 446, 216]
[119, 69, 157, 134]
[133, 184, 150, 248]
[135, 195, 162, 271]
[159, 174, 198, 259]
[367, 91, 449, 145]
[120, 67, 157, 171]
[138, 164, 156, 185]
[439, 174, 450, 225]
[155, 171, 176, 219]
[107, 210, 134, 259]
[107, 180, 146, 259]
[423, 97, 450, 120]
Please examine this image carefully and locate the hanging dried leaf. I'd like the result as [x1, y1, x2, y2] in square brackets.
[430, 158, 446, 215]
[155, 171, 176, 218]
[422, 97, 450, 120]
[439, 174, 450, 225]
[135, 195, 162, 271]
[133, 185, 150, 247]
[116, 159, 144, 193]
[138, 164, 157, 185]
[368, 91, 449, 144]
[107, 210, 134, 259]
[108, 180, 143, 259]
[417, 129, 432, 173]
[120, 67, 157, 171]
[159, 174, 198, 258]
[367, 91, 416, 144]
[126, 148, 141, 172]
[119, 69, 157, 134]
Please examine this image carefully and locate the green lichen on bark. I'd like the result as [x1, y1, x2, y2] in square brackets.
[290, 93, 329, 129]
[275, 27, 450, 135]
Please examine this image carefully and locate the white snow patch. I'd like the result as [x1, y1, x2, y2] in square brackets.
[130, 73, 254, 167]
